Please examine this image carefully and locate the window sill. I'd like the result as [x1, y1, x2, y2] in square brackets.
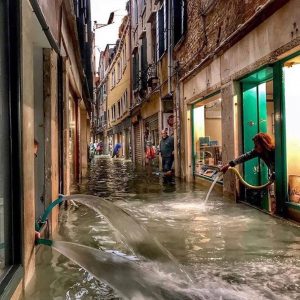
[193, 173, 223, 184]
[173, 34, 186, 52]
[157, 51, 167, 62]
[286, 202, 300, 211]
[0, 265, 23, 299]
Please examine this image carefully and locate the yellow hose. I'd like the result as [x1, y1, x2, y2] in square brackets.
[227, 167, 274, 190]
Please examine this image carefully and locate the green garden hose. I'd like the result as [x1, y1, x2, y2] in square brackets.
[35, 195, 65, 245]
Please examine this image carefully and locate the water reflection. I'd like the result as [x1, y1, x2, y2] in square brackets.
[26, 157, 300, 299]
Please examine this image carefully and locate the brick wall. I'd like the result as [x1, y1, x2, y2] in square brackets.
[174, 0, 269, 76]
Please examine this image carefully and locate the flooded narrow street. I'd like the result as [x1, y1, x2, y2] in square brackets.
[27, 157, 300, 299]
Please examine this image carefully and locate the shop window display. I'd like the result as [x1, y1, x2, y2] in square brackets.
[284, 55, 300, 204]
[193, 96, 222, 181]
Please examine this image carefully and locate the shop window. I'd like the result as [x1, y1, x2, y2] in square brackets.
[284, 55, 300, 205]
[0, 0, 22, 294]
[193, 95, 222, 181]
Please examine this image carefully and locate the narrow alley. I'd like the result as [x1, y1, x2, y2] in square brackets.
[1, 0, 300, 299]
[26, 157, 300, 299]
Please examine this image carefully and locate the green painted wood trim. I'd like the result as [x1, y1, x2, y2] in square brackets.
[279, 50, 300, 64]
[273, 61, 287, 215]
[240, 65, 273, 83]
[191, 105, 195, 174]
[191, 90, 221, 106]
[286, 202, 300, 212]
[0, 266, 23, 299]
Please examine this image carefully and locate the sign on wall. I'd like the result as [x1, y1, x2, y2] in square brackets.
[163, 113, 174, 136]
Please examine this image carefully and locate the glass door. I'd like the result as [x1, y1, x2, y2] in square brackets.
[241, 68, 274, 210]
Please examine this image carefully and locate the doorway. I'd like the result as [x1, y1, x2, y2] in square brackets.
[241, 67, 274, 210]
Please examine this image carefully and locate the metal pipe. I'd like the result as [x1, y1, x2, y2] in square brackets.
[167, 0, 173, 93]
[29, 0, 60, 54]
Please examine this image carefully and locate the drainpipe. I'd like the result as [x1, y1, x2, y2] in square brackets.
[29, 0, 60, 54]
[129, 2, 134, 162]
[167, 0, 173, 94]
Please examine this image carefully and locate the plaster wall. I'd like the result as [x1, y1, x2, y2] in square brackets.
[61, 13, 82, 99]
[43, 49, 60, 233]
[141, 93, 160, 119]
[21, 0, 51, 288]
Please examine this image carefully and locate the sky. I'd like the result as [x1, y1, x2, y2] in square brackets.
[91, 0, 128, 69]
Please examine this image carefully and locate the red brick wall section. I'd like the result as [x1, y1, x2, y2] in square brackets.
[174, 0, 269, 75]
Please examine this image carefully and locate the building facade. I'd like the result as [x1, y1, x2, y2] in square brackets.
[0, 0, 93, 298]
[172, 0, 300, 221]
[93, 45, 115, 154]
[130, 0, 177, 168]
[97, 16, 132, 159]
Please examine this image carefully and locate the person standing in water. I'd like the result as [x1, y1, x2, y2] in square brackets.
[159, 130, 174, 181]
[112, 143, 122, 158]
[220, 132, 276, 213]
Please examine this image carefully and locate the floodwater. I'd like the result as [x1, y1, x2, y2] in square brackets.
[25, 157, 300, 299]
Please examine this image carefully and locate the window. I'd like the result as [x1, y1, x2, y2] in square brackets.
[118, 101, 121, 118]
[111, 69, 116, 88]
[141, 36, 147, 90]
[193, 95, 223, 181]
[156, 0, 167, 59]
[103, 82, 107, 96]
[134, 0, 139, 25]
[123, 43, 127, 69]
[284, 55, 300, 205]
[125, 90, 128, 110]
[174, 0, 186, 45]
[132, 52, 139, 90]
[0, 0, 22, 295]
[117, 61, 121, 81]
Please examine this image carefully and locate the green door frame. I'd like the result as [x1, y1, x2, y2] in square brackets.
[240, 51, 300, 215]
[273, 62, 286, 215]
[240, 67, 273, 210]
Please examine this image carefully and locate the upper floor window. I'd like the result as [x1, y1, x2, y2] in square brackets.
[132, 52, 139, 90]
[123, 43, 127, 68]
[103, 82, 107, 95]
[141, 36, 147, 90]
[125, 89, 128, 110]
[174, 0, 186, 45]
[134, 0, 139, 25]
[118, 101, 121, 118]
[111, 69, 116, 88]
[118, 61, 122, 81]
[156, 0, 167, 59]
